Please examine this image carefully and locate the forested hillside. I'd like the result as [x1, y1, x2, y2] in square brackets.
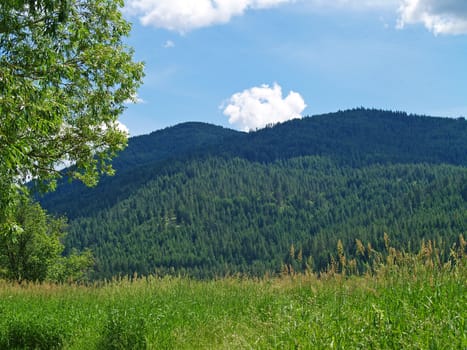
[39, 122, 239, 218]
[40, 109, 467, 279]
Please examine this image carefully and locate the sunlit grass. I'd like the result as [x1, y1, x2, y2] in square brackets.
[0, 241, 466, 349]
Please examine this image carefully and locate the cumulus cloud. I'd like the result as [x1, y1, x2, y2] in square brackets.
[222, 83, 306, 132]
[125, 0, 467, 35]
[126, 0, 292, 32]
[297, 0, 467, 35]
[397, 0, 467, 35]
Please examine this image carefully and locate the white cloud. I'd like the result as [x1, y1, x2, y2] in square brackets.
[116, 120, 130, 135]
[125, 0, 467, 35]
[222, 83, 306, 132]
[124, 93, 145, 104]
[95, 120, 130, 136]
[296, 0, 467, 35]
[163, 40, 175, 48]
[397, 0, 467, 35]
[126, 0, 292, 32]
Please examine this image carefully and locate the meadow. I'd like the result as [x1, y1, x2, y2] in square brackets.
[0, 242, 466, 349]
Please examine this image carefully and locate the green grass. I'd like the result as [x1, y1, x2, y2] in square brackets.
[0, 256, 465, 349]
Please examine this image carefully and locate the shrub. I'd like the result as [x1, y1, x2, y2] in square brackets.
[0, 318, 65, 350]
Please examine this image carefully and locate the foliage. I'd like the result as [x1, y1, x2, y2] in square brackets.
[236, 108, 467, 166]
[0, 197, 93, 283]
[47, 248, 94, 283]
[37, 109, 467, 279]
[0, 244, 465, 349]
[0, 317, 66, 350]
[0, 1, 70, 35]
[0, 0, 144, 232]
[41, 122, 240, 218]
[49, 157, 467, 279]
[41, 110, 467, 220]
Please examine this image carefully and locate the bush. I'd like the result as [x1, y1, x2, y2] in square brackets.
[0, 318, 65, 350]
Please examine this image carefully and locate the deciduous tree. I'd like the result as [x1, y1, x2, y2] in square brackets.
[0, 196, 93, 283]
[0, 0, 144, 230]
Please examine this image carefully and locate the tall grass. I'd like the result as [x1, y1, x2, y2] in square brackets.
[0, 236, 465, 349]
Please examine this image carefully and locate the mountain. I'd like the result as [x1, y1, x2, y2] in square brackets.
[39, 109, 467, 278]
[40, 122, 240, 218]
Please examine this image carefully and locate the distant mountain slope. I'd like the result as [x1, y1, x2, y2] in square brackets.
[41, 109, 467, 219]
[113, 122, 241, 169]
[223, 109, 467, 165]
[39, 109, 467, 278]
[40, 122, 240, 218]
[64, 158, 467, 279]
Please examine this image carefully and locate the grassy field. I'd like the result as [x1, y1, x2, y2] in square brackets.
[0, 248, 466, 349]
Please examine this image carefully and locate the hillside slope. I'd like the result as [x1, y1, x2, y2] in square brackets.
[39, 109, 467, 278]
[40, 122, 240, 218]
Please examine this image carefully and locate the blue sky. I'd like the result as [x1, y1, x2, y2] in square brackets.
[120, 0, 467, 136]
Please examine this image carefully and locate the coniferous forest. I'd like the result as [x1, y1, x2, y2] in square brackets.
[39, 109, 467, 279]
